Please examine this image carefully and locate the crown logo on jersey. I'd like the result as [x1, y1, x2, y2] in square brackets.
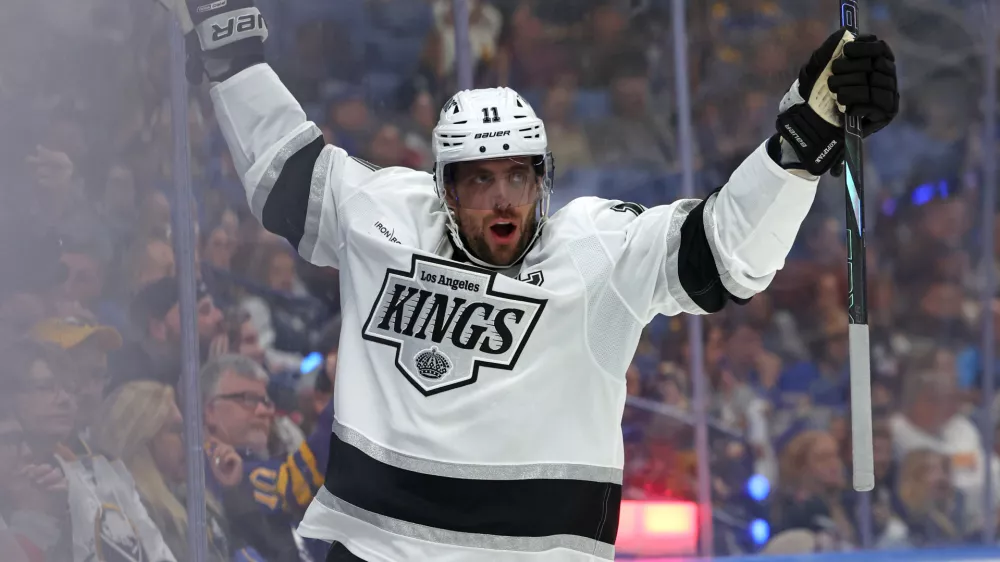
[414, 346, 452, 379]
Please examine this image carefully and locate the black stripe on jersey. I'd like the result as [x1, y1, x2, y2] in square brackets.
[325, 432, 621, 545]
[678, 187, 750, 312]
[351, 156, 381, 172]
[260, 136, 327, 250]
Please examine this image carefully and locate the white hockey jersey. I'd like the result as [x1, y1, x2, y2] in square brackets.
[212, 64, 818, 562]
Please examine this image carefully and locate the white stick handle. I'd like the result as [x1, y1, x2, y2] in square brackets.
[849, 323, 874, 492]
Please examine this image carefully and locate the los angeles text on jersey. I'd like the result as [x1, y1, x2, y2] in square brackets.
[362, 255, 547, 396]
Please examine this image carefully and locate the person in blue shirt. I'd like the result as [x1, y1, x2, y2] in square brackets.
[202, 354, 333, 562]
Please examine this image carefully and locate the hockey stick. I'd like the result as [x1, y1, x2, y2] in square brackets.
[840, 0, 874, 493]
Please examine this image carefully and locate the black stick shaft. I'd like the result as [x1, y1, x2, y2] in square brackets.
[840, 0, 875, 500]
[841, 2, 867, 326]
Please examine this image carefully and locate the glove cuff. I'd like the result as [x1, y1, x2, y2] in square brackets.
[775, 104, 844, 176]
[185, 32, 265, 84]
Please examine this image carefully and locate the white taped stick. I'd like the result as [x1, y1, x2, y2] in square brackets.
[849, 323, 874, 492]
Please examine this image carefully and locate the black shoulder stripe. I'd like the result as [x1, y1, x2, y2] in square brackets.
[260, 136, 327, 250]
[677, 187, 749, 312]
[351, 156, 381, 172]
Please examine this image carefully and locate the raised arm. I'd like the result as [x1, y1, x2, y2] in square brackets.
[176, 0, 379, 268]
[602, 29, 898, 320]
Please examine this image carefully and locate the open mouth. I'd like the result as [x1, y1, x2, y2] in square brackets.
[489, 221, 518, 243]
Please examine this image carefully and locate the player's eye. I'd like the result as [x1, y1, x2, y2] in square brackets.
[509, 172, 527, 186]
[471, 174, 492, 186]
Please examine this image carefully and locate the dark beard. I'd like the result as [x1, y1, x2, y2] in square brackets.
[459, 215, 538, 267]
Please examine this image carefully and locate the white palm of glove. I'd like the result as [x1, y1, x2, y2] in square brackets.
[779, 31, 855, 126]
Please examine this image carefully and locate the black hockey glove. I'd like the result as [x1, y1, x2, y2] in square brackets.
[158, 0, 268, 84]
[775, 28, 898, 176]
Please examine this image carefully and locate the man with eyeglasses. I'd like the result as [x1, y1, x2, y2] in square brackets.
[201, 354, 335, 562]
[2, 339, 175, 562]
[29, 315, 123, 449]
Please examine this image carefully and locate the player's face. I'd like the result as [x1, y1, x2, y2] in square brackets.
[449, 158, 540, 267]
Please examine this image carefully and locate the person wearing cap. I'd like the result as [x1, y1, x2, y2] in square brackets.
[1, 338, 177, 562]
[30, 315, 123, 446]
[109, 276, 224, 392]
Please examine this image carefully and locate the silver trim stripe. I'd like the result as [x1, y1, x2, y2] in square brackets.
[249, 124, 323, 220]
[297, 145, 335, 262]
[315, 488, 616, 560]
[701, 193, 757, 300]
[664, 199, 708, 315]
[333, 421, 623, 483]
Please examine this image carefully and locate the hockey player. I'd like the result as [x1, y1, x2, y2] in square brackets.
[171, 0, 898, 559]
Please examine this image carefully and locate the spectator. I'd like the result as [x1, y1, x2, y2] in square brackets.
[298, 318, 340, 436]
[896, 449, 973, 546]
[576, 2, 642, 89]
[0, 395, 65, 562]
[135, 189, 173, 241]
[542, 83, 593, 175]
[364, 122, 422, 169]
[740, 291, 809, 364]
[397, 83, 437, 170]
[58, 235, 113, 317]
[3, 339, 176, 561]
[0, 229, 71, 342]
[200, 211, 243, 311]
[22, 145, 105, 250]
[109, 276, 223, 391]
[843, 418, 910, 549]
[709, 330, 775, 480]
[97, 161, 138, 244]
[895, 279, 975, 355]
[586, 56, 675, 170]
[324, 86, 371, 156]
[498, 1, 568, 89]
[241, 242, 325, 373]
[425, 0, 502, 84]
[771, 430, 856, 549]
[869, 72, 975, 194]
[93, 381, 268, 561]
[123, 236, 177, 297]
[29, 316, 122, 443]
[217, 307, 306, 454]
[891, 366, 999, 528]
[94, 234, 177, 332]
[201, 355, 334, 562]
[202, 220, 238, 273]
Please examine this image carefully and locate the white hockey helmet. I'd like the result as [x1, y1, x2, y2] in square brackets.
[432, 87, 554, 269]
